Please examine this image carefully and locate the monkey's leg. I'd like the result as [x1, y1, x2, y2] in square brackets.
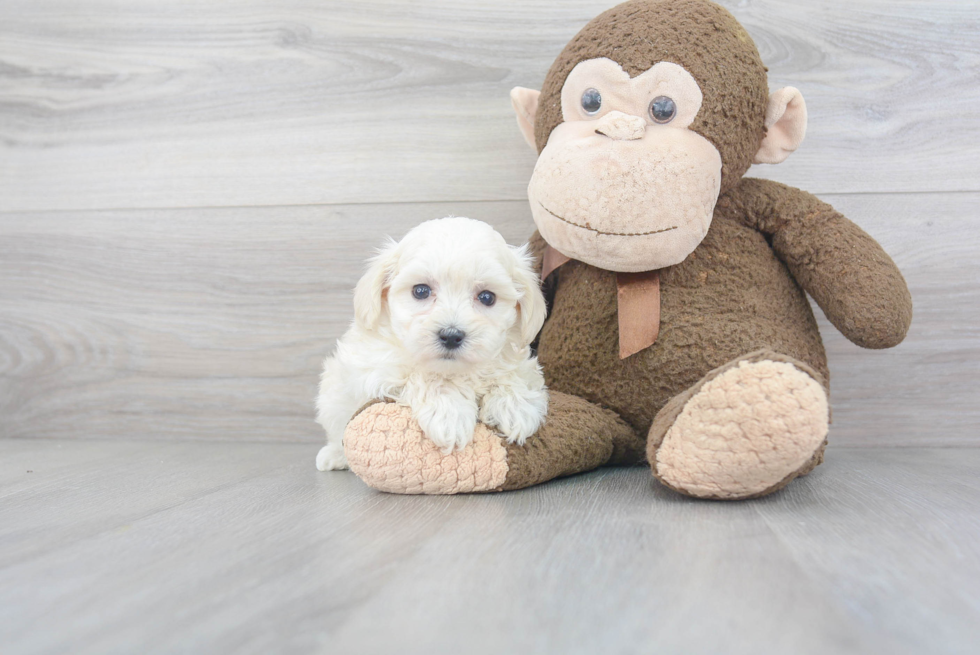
[343, 391, 643, 494]
[646, 350, 829, 500]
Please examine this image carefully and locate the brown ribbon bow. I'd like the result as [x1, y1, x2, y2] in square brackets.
[541, 245, 661, 359]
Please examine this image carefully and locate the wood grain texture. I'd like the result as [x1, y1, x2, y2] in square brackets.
[1, 0, 978, 212]
[0, 192, 976, 446]
[1, 440, 978, 655]
[0, 201, 536, 443]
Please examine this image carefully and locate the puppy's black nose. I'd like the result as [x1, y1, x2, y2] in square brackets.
[438, 327, 466, 350]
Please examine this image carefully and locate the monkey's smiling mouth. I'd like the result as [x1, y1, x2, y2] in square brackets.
[538, 202, 677, 237]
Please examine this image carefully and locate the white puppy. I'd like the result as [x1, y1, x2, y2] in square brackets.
[315, 217, 549, 471]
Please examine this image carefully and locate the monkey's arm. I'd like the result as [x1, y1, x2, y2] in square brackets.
[725, 178, 912, 349]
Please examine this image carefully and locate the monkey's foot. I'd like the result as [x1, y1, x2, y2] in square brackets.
[343, 392, 642, 495]
[344, 402, 508, 494]
[647, 351, 829, 500]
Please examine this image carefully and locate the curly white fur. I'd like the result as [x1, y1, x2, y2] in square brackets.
[315, 217, 549, 471]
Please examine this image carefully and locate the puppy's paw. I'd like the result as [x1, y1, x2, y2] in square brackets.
[416, 400, 479, 453]
[480, 387, 548, 446]
[316, 442, 349, 471]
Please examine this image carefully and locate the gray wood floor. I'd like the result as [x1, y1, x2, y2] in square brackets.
[1, 440, 978, 655]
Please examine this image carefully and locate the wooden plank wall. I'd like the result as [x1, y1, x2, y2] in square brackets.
[1, 1, 978, 446]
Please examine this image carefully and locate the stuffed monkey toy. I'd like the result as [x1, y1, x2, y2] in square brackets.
[342, 0, 912, 499]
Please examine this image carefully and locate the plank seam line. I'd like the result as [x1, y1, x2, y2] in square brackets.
[1, 189, 977, 216]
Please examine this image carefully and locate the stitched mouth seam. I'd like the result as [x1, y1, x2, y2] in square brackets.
[538, 202, 677, 237]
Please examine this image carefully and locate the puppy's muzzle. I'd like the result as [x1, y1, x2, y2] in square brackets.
[437, 327, 466, 351]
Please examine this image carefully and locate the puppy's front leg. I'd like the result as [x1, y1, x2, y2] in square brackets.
[480, 365, 549, 446]
[405, 381, 478, 453]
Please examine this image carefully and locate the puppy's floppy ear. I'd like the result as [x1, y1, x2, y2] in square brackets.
[509, 244, 548, 346]
[353, 238, 399, 330]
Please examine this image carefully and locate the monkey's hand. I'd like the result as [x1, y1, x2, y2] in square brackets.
[728, 178, 912, 349]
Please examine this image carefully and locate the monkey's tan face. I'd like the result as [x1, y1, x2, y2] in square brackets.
[528, 58, 722, 272]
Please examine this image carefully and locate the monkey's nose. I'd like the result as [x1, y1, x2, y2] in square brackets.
[438, 327, 466, 350]
[594, 110, 646, 140]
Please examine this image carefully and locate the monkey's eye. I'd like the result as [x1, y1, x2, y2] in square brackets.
[412, 284, 431, 300]
[581, 88, 602, 115]
[649, 96, 676, 123]
[477, 290, 496, 307]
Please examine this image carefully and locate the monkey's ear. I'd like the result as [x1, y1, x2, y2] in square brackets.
[353, 239, 399, 331]
[754, 87, 807, 164]
[510, 87, 541, 151]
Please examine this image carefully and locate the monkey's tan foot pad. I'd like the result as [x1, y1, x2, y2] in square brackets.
[343, 402, 510, 494]
[649, 358, 829, 500]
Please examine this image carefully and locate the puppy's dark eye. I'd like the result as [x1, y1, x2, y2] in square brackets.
[412, 284, 431, 300]
[581, 88, 602, 115]
[649, 96, 676, 123]
[477, 290, 496, 307]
